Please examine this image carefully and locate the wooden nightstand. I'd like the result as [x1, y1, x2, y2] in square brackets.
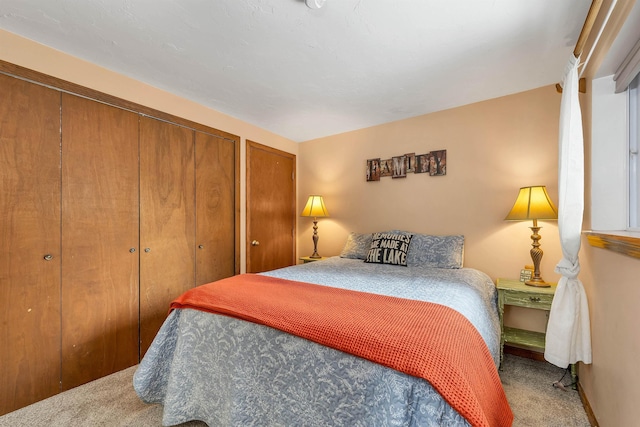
[496, 278, 557, 367]
[299, 256, 327, 263]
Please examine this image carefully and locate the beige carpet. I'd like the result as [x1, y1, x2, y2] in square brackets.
[500, 354, 591, 426]
[0, 354, 590, 426]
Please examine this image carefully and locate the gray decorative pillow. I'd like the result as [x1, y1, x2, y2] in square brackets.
[364, 232, 413, 266]
[383, 230, 464, 268]
[339, 232, 373, 260]
[408, 233, 465, 268]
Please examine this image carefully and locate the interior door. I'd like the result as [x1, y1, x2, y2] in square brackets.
[195, 132, 237, 285]
[0, 74, 62, 415]
[140, 117, 195, 356]
[246, 140, 296, 273]
[61, 93, 140, 390]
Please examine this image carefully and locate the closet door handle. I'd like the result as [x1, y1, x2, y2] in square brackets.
[251, 240, 260, 246]
[145, 248, 151, 253]
[129, 248, 136, 253]
[43, 254, 53, 261]
[198, 245, 204, 249]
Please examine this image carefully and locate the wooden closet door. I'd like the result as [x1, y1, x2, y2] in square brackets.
[0, 75, 61, 415]
[195, 132, 236, 285]
[140, 117, 195, 356]
[60, 94, 140, 390]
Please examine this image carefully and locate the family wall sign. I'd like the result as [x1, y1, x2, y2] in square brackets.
[366, 150, 446, 182]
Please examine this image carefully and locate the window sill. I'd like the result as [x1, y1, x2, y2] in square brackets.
[585, 231, 640, 260]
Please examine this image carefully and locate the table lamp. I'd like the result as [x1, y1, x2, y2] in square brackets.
[505, 186, 558, 287]
[300, 195, 329, 258]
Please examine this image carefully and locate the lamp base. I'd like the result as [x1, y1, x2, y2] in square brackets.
[525, 222, 550, 288]
[309, 219, 321, 259]
[525, 278, 551, 288]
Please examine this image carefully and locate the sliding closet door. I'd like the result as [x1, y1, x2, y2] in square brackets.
[140, 117, 195, 356]
[195, 132, 236, 285]
[0, 75, 61, 415]
[60, 94, 140, 390]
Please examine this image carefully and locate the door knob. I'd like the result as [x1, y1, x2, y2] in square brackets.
[251, 240, 260, 246]
[198, 245, 204, 249]
[43, 254, 53, 261]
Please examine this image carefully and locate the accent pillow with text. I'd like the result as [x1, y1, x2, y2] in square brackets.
[364, 232, 413, 266]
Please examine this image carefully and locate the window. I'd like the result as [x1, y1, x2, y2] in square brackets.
[630, 73, 640, 229]
[591, 76, 628, 231]
[588, 74, 640, 258]
[587, 12, 640, 257]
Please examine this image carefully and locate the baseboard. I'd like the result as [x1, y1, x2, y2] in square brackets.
[504, 345, 546, 362]
[504, 345, 599, 426]
[577, 382, 599, 427]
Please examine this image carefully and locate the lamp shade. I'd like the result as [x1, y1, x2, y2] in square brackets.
[505, 186, 558, 221]
[301, 195, 329, 218]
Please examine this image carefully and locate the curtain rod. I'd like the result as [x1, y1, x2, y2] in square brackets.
[574, 0, 604, 59]
[580, 0, 618, 79]
[556, 0, 604, 93]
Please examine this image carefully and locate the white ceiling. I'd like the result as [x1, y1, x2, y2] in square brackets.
[0, 0, 631, 142]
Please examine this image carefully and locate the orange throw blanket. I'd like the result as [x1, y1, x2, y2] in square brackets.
[171, 274, 513, 427]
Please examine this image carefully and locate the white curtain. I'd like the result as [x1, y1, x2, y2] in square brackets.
[544, 54, 593, 368]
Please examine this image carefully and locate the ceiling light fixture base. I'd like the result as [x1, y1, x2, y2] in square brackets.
[305, 0, 326, 9]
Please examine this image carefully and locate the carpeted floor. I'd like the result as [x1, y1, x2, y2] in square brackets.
[500, 354, 591, 426]
[0, 354, 590, 426]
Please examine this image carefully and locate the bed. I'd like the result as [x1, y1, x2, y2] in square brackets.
[134, 232, 513, 426]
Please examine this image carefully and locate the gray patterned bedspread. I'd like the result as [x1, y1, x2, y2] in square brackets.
[134, 257, 501, 427]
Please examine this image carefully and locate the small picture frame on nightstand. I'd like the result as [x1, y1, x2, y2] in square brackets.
[519, 268, 533, 282]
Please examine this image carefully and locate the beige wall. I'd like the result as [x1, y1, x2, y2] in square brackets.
[0, 29, 298, 272]
[579, 245, 639, 426]
[299, 86, 563, 284]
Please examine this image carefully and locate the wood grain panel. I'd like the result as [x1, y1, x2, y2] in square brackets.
[140, 117, 195, 356]
[60, 94, 140, 390]
[195, 132, 236, 285]
[0, 74, 62, 415]
[0, 61, 240, 413]
[246, 141, 296, 273]
[586, 231, 640, 259]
